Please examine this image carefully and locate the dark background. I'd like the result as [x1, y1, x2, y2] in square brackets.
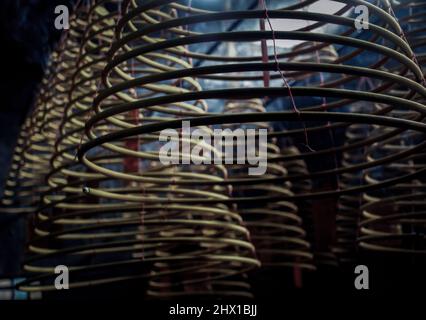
[0, 0, 74, 276]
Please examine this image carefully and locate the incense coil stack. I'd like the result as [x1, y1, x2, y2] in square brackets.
[78, 0, 426, 272]
[396, 0, 426, 71]
[81, 0, 425, 198]
[0, 38, 79, 214]
[86, 1, 258, 298]
[0, 0, 425, 297]
[223, 99, 314, 273]
[358, 1, 426, 258]
[334, 101, 380, 264]
[19, 1, 142, 292]
[18, 0, 260, 297]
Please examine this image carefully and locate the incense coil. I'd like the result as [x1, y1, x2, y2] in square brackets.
[0, 47, 75, 214]
[46, 1, 116, 206]
[81, 0, 426, 202]
[396, 0, 426, 71]
[357, 0, 426, 255]
[281, 146, 338, 267]
[334, 121, 366, 264]
[102, 3, 258, 297]
[78, 0, 426, 273]
[18, 0, 134, 291]
[356, 1, 426, 258]
[223, 99, 314, 272]
[359, 118, 425, 255]
[19, 1, 259, 297]
[2, 0, 426, 296]
[334, 102, 381, 264]
[358, 192, 426, 255]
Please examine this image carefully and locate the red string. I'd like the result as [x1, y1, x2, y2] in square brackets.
[259, 0, 314, 152]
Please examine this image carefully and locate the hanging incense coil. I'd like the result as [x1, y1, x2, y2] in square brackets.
[1, 0, 425, 296]
[395, 0, 426, 71]
[223, 99, 314, 274]
[359, 121, 426, 255]
[356, 1, 426, 258]
[83, 0, 426, 201]
[34, 0, 426, 290]
[359, 192, 426, 255]
[18, 1, 259, 298]
[79, 0, 426, 279]
[333, 101, 381, 264]
[0, 45, 77, 214]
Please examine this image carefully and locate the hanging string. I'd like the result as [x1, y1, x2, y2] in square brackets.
[259, 0, 314, 152]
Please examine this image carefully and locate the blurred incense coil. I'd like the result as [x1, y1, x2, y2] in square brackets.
[357, 1, 426, 257]
[1, 0, 426, 296]
[223, 99, 314, 274]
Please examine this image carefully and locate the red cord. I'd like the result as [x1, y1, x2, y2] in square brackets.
[259, 0, 314, 151]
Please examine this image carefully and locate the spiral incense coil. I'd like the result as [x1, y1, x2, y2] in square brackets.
[0, 0, 97, 214]
[359, 1, 426, 255]
[395, 1, 426, 70]
[2, 0, 426, 296]
[334, 124, 366, 264]
[18, 1, 259, 298]
[393, 1, 426, 103]
[0, 46, 76, 214]
[78, 0, 426, 287]
[46, 1, 117, 205]
[358, 192, 426, 255]
[19, 0, 147, 291]
[359, 92, 425, 256]
[359, 125, 425, 255]
[1, 121, 35, 211]
[273, 37, 341, 267]
[223, 99, 314, 273]
[80, 0, 426, 203]
[287, 41, 339, 82]
[355, 1, 426, 258]
[279, 146, 338, 267]
[1, 49, 71, 211]
[334, 102, 382, 264]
